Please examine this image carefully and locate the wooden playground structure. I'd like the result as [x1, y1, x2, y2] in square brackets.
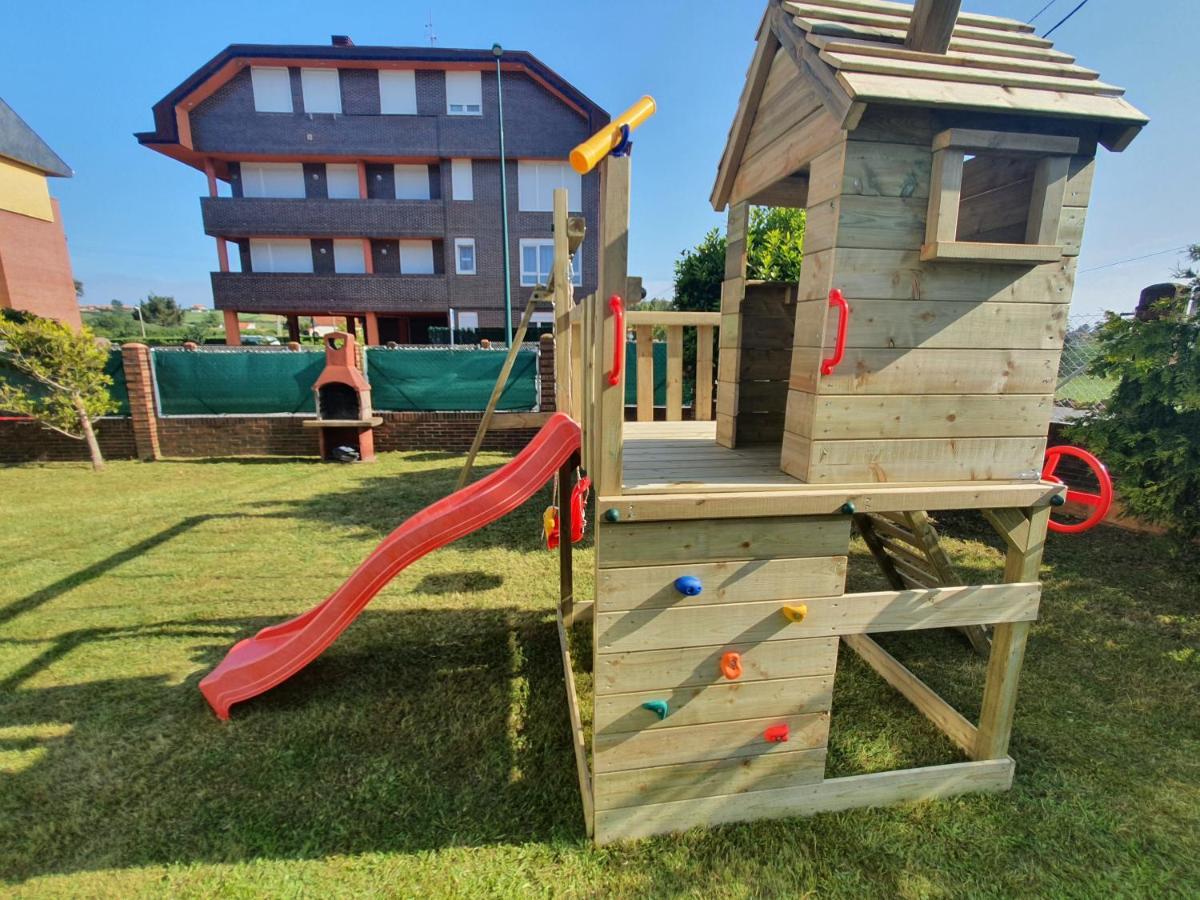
[463, 0, 1146, 844]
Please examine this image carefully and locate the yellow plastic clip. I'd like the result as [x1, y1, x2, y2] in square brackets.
[781, 604, 808, 623]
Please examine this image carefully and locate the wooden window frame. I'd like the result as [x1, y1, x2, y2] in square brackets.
[921, 129, 1078, 265]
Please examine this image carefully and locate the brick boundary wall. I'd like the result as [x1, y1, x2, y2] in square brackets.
[1, 340, 557, 465]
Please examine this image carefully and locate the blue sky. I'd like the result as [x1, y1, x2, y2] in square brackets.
[2, 0, 1195, 317]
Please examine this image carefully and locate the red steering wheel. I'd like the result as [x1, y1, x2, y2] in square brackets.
[1041, 445, 1113, 534]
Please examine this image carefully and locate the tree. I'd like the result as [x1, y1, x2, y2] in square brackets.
[183, 312, 220, 344]
[672, 207, 807, 393]
[672, 206, 807, 313]
[0, 314, 117, 471]
[140, 294, 183, 326]
[1067, 245, 1200, 539]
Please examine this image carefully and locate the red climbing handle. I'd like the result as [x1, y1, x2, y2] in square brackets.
[820, 289, 849, 376]
[1041, 445, 1113, 534]
[607, 294, 625, 386]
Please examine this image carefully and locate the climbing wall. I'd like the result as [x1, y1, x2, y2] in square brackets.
[591, 514, 851, 842]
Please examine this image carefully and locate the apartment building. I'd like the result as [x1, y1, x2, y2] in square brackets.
[136, 40, 608, 344]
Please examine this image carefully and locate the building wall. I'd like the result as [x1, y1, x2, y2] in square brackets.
[189, 63, 600, 333]
[0, 194, 81, 328]
[0, 157, 54, 221]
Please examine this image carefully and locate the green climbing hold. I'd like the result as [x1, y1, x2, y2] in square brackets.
[603, 508, 621, 523]
[641, 699, 669, 720]
[840, 501, 857, 515]
[1049, 493, 1066, 507]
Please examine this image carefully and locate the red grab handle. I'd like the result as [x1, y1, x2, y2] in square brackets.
[1041, 445, 1114, 534]
[607, 294, 625, 386]
[820, 289, 849, 376]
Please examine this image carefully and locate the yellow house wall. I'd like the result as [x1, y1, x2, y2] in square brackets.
[0, 158, 54, 222]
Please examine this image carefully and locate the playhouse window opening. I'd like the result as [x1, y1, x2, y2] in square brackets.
[955, 152, 1037, 245]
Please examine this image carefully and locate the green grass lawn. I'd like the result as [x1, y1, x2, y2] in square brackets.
[1, 452, 1197, 897]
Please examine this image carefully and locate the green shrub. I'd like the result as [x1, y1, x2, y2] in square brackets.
[1067, 248, 1200, 538]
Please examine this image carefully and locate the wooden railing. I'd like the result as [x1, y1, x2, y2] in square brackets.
[625, 311, 719, 422]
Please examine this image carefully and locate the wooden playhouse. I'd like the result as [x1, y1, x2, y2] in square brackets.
[545, 0, 1146, 844]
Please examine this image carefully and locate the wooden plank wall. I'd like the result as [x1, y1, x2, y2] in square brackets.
[733, 282, 798, 445]
[591, 515, 852, 840]
[781, 105, 1096, 484]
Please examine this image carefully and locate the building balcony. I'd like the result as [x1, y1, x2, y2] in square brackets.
[211, 272, 448, 314]
[201, 197, 445, 239]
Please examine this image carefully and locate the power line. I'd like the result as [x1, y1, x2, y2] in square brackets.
[1042, 0, 1092, 38]
[1079, 246, 1188, 274]
[1028, 0, 1063, 23]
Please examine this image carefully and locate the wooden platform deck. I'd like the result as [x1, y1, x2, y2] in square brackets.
[615, 421, 1065, 521]
[622, 421, 799, 493]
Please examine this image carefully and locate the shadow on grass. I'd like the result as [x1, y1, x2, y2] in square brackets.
[257, 459, 551, 552]
[412, 571, 504, 594]
[0, 515, 235, 628]
[0, 606, 583, 884]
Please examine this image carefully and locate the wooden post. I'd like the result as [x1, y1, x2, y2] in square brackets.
[716, 201, 749, 446]
[558, 453, 577, 620]
[906, 0, 962, 54]
[364, 313, 380, 346]
[695, 324, 714, 420]
[552, 189, 574, 413]
[286, 315, 301, 343]
[594, 155, 630, 496]
[635, 325, 654, 421]
[975, 505, 1049, 759]
[666, 325, 683, 421]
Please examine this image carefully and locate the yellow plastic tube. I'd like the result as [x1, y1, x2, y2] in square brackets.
[569, 96, 657, 174]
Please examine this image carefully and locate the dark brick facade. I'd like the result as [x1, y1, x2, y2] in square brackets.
[201, 197, 447, 238]
[143, 53, 606, 334]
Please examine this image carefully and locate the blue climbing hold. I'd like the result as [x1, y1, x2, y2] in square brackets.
[641, 699, 669, 720]
[674, 575, 703, 596]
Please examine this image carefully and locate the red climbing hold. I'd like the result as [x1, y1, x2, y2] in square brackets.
[764, 724, 789, 743]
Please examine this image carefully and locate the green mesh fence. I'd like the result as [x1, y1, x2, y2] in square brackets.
[0, 349, 128, 416]
[622, 341, 693, 406]
[105, 350, 130, 415]
[153, 349, 324, 415]
[366, 348, 538, 412]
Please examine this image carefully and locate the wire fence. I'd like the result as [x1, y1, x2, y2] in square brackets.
[1056, 313, 1117, 409]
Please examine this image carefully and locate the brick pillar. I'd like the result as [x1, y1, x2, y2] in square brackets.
[365, 312, 380, 346]
[120, 343, 161, 461]
[538, 333, 556, 412]
[223, 310, 241, 346]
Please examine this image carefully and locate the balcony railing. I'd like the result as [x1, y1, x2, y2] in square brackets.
[201, 197, 445, 239]
[211, 272, 448, 314]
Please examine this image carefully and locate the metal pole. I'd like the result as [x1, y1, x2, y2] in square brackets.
[493, 43, 513, 347]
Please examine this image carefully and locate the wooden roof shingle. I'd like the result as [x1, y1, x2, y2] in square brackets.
[712, 0, 1148, 209]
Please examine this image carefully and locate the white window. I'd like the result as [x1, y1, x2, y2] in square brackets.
[379, 69, 417, 114]
[398, 240, 435, 275]
[456, 311, 479, 331]
[333, 239, 366, 274]
[517, 161, 581, 212]
[454, 238, 477, 275]
[325, 164, 359, 199]
[240, 163, 305, 199]
[445, 70, 482, 115]
[450, 159, 473, 201]
[250, 67, 292, 113]
[393, 164, 430, 200]
[249, 239, 313, 273]
[519, 238, 581, 287]
[300, 68, 341, 114]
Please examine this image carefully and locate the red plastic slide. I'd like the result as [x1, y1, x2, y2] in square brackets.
[200, 412, 581, 719]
